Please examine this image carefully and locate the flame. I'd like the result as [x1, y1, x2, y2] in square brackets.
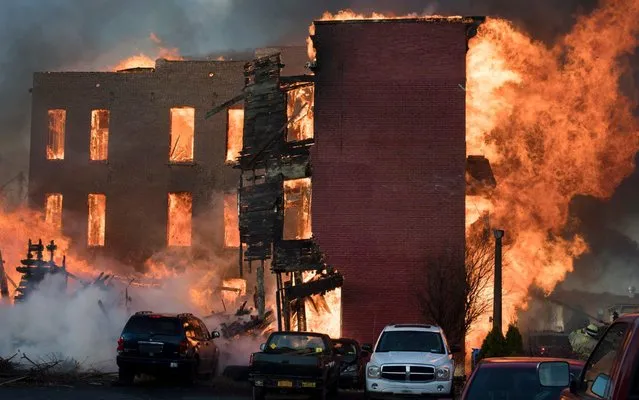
[307, 10, 464, 60]
[303, 271, 342, 338]
[221, 278, 247, 307]
[312, 0, 639, 358]
[224, 192, 240, 248]
[465, 0, 639, 343]
[0, 203, 97, 300]
[167, 193, 193, 247]
[111, 33, 183, 71]
[87, 194, 106, 247]
[90, 110, 109, 161]
[44, 193, 63, 232]
[283, 178, 312, 240]
[226, 108, 244, 164]
[46, 109, 65, 160]
[287, 85, 314, 141]
[169, 107, 195, 162]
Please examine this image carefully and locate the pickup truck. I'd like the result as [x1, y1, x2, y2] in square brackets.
[248, 331, 341, 400]
[555, 313, 639, 399]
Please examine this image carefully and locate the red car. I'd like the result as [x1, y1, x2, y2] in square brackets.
[460, 357, 584, 400]
[559, 313, 639, 399]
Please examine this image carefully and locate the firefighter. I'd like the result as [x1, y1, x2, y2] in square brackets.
[568, 323, 599, 359]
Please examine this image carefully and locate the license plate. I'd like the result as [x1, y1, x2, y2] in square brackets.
[302, 382, 316, 388]
[277, 380, 293, 388]
[170, 362, 178, 368]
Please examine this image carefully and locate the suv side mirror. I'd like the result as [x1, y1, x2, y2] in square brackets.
[211, 331, 220, 339]
[450, 344, 462, 354]
[538, 361, 570, 387]
[591, 374, 610, 398]
[361, 344, 373, 353]
[259, 343, 266, 351]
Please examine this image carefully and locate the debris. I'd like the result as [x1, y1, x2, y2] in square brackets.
[0, 376, 28, 386]
[14, 239, 68, 303]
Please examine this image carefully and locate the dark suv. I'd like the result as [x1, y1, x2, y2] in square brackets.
[116, 311, 221, 384]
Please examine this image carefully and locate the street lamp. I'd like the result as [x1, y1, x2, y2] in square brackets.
[493, 229, 504, 333]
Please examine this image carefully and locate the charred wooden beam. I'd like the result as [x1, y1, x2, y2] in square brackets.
[284, 272, 344, 300]
[204, 93, 245, 119]
[272, 239, 325, 273]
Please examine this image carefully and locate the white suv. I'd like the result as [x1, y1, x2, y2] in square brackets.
[364, 324, 459, 399]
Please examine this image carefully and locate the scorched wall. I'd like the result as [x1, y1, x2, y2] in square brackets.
[311, 19, 479, 346]
[28, 59, 245, 267]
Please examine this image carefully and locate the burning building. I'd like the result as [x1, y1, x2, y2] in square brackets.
[209, 17, 487, 348]
[28, 59, 246, 266]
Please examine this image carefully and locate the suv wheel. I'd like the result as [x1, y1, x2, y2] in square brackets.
[118, 368, 135, 385]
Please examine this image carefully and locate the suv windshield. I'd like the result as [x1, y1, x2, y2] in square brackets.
[124, 316, 181, 335]
[265, 334, 326, 354]
[376, 331, 445, 353]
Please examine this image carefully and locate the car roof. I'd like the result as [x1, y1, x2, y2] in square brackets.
[383, 324, 442, 333]
[616, 313, 639, 324]
[129, 313, 187, 319]
[270, 331, 329, 338]
[332, 338, 359, 345]
[479, 357, 585, 368]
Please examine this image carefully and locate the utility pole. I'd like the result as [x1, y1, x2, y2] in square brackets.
[493, 229, 504, 333]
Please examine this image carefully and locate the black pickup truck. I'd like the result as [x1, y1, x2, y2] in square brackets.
[248, 331, 341, 400]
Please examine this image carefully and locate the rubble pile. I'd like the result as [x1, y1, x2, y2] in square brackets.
[215, 301, 275, 339]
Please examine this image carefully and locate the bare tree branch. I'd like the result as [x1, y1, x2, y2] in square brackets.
[417, 222, 496, 347]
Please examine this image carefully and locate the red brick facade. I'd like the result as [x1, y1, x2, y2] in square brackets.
[311, 21, 469, 345]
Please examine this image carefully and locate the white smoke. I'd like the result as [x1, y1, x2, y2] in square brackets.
[0, 270, 265, 373]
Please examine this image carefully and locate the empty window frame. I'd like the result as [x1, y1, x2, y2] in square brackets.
[226, 108, 244, 165]
[90, 109, 110, 161]
[47, 109, 66, 160]
[286, 85, 314, 141]
[169, 107, 195, 163]
[283, 178, 312, 240]
[167, 192, 192, 246]
[44, 193, 63, 231]
[87, 194, 106, 247]
[224, 192, 240, 248]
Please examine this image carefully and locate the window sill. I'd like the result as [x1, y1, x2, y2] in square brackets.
[89, 160, 109, 165]
[168, 162, 196, 167]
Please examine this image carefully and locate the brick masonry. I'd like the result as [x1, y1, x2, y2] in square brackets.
[311, 21, 468, 345]
[29, 59, 246, 267]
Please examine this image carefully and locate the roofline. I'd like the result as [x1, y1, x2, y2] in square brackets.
[480, 357, 585, 365]
[314, 16, 486, 25]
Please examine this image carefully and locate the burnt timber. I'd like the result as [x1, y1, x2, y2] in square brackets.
[14, 239, 68, 303]
[211, 53, 343, 332]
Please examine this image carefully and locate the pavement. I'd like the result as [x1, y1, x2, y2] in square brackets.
[0, 378, 366, 400]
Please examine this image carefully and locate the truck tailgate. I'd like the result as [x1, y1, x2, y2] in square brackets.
[252, 353, 322, 377]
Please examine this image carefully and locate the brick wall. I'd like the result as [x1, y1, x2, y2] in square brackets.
[311, 21, 468, 345]
[29, 59, 246, 268]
